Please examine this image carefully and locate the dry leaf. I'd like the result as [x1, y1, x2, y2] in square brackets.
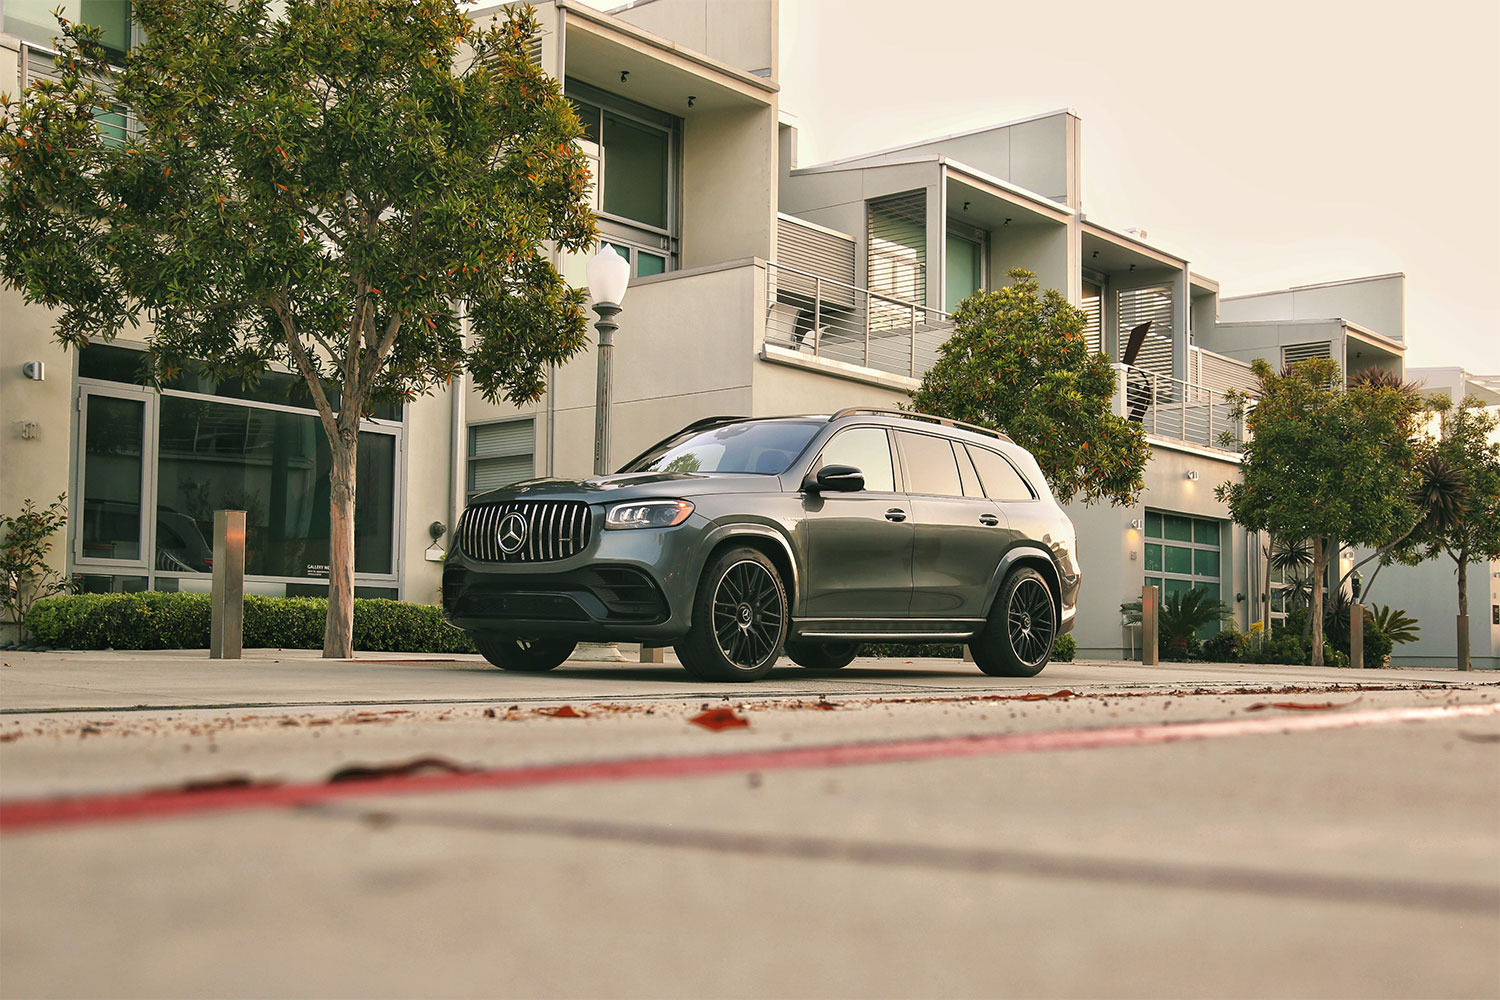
[328, 756, 473, 783]
[690, 707, 750, 731]
[537, 705, 585, 718]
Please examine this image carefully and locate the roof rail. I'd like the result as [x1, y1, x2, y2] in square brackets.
[828, 407, 1014, 444]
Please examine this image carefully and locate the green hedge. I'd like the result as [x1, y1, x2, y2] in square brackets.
[26, 592, 476, 653]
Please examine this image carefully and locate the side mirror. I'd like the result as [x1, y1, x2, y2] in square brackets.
[803, 464, 864, 493]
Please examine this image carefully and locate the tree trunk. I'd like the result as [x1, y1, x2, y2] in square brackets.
[324, 430, 358, 659]
[1309, 536, 1325, 667]
[1262, 534, 1273, 642]
[1456, 550, 1470, 672]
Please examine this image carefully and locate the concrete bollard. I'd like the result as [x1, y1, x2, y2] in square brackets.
[1350, 601, 1363, 670]
[210, 510, 246, 660]
[1142, 584, 1159, 666]
[640, 645, 665, 664]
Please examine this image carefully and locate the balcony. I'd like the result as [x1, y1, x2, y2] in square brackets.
[764, 261, 954, 381]
[1114, 363, 1247, 454]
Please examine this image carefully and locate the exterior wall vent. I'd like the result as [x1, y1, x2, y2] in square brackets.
[1281, 341, 1334, 367]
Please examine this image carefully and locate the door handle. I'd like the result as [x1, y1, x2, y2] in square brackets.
[979, 513, 1000, 526]
[885, 508, 907, 522]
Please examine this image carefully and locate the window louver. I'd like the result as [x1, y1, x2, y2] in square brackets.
[1117, 284, 1175, 379]
[458, 501, 592, 563]
[868, 191, 927, 306]
[1281, 341, 1333, 366]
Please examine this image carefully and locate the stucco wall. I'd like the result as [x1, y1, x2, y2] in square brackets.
[609, 0, 776, 78]
[1219, 274, 1404, 344]
[1066, 442, 1246, 658]
[1364, 553, 1499, 671]
[681, 104, 777, 268]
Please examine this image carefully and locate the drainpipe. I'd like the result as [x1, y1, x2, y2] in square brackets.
[450, 305, 468, 531]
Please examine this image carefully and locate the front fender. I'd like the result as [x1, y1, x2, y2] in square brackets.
[690, 520, 803, 618]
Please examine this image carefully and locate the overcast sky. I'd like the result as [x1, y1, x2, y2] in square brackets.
[775, 0, 1499, 371]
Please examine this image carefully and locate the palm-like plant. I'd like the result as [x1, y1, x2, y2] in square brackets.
[1159, 587, 1233, 658]
[1370, 605, 1421, 645]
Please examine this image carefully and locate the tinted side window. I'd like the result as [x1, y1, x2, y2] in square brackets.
[819, 427, 895, 492]
[955, 442, 984, 498]
[966, 445, 1035, 501]
[898, 432, 962, 497]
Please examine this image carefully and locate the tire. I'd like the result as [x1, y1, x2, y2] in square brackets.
[675, 547, 788, 682]
[786, 640, 860, 670]
[969, 567, 1056, 678]
[473, 634, 576, 672]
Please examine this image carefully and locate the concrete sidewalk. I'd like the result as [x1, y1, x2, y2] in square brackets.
[2, 647, 1490, 714]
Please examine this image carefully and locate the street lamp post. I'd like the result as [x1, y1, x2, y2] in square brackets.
[587, 246, 631, 477]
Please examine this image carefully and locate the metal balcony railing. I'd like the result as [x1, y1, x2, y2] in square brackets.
[765, 262, 954, 380]
[1116, 364, 1248, 452]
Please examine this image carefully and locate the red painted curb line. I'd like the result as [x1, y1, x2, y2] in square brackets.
[3, 702, 1496, 834]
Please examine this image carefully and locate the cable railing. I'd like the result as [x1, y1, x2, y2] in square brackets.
[765, 262, 953, 380]
[1117, 364, 1248, 452]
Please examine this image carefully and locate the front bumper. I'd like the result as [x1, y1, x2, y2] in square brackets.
[442, 513, 703, 642]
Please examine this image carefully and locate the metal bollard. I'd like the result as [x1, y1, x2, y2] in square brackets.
[1349, 601, 1363, 670]
[1142, 584, 1159, 666]
[210, 510, 246, 659]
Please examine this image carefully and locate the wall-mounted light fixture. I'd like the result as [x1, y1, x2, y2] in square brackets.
[1091, 251, 1099, 259]
[962, 201, 970, 211]
[620, 70, 629, 83]
[1003, 218, 1012, 226]
[1184, 470, 1199, 481]
[687, 96, 696, 108]
[1129, 263, 1136, 273]
[1129, 518, 1143, 530]
[21, 362, 44, 381]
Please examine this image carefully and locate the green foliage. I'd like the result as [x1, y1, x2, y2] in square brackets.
[1369, 604, 1419, 645]
[1, 495, 73, 641]
[25, 592, 476, 653]
[2, 0, 597, 655]
[1052, 633, 1076, 662]
[1217, 358, 1429, 662]
[1422, 399, 1500, 576]
[910, 269, 1149, 506]
[1200, 625, 1250, 663]
[1122, 587, 1231, 660]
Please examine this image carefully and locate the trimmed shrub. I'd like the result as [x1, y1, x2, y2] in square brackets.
[26, 592, 475, 653]
[1052, 633, 1076, 662]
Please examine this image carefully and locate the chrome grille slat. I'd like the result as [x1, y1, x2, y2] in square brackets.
[459, 500, 592, 563]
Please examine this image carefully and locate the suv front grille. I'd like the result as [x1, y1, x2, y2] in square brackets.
[459, 501, 592, 563]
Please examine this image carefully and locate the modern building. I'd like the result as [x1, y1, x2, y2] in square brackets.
[1, 0, 1488, 666]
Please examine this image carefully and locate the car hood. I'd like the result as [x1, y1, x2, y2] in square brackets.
[471, 473, 785, 506]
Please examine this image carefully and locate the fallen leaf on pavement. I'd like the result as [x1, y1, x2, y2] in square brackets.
[1018, 690, 1075, 701]
[1245, 699, 1359, 712]
[328, 756, 474, 783]
[536, 705, 585, 718]
[175, 774, 281, 794]
[690, 707, 750, 731]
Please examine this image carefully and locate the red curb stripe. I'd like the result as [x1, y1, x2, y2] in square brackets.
[3, 702, 1496, 834]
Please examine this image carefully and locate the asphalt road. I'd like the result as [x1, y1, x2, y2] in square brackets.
[2, 649, 1498, 998]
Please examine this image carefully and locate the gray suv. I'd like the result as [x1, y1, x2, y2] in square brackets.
[443, 408, 1079, 681]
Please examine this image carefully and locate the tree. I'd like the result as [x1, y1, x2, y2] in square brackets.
[1216, 358, 1425, 666]
[1, 495, 72, 643]
[1, 0, 596, 656]
[1420, 397, 1500, 670]
[910, 269, 1149, 506]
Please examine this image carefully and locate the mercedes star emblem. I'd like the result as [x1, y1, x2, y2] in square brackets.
[498, 512, 528, 554]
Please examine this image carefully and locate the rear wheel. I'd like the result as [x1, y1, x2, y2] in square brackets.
[676, 547, 788, 682]
[970, 567, 1055, 677]
[473, 634, 576, 672]
[785, 641, 860, 670]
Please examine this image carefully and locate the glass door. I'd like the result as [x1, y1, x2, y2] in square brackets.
[74, 387, 154, 574]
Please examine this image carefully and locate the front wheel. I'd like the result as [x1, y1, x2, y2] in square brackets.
[969, 567, 1056, 677]
[473, 634, 576, 672]
[786, 641, 860, 670]
[675, 547, 788, 682]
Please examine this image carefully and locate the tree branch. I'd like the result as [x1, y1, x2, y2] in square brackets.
[272, 295, 340, 444]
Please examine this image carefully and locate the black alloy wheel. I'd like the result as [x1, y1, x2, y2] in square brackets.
[785, 641, 861, 670]
[473, 634, 577, 672]
[970, 566, 1056, 677]
[676, 547, 788, 682]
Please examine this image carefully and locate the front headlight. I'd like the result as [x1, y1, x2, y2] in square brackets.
[605, 499, 695, 530]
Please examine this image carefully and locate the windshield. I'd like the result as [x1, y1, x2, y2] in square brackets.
[624, 419, 822, 475]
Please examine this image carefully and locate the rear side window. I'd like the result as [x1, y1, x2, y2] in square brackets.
[966, 445, 1035, 501]
[897, 431, 962, 497]
[818, 427, 896, 492]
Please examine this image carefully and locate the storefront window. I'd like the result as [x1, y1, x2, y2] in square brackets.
[80, 395, 145, 561]
[155, 396, 394, 579]
[1144, 509, 1225, 638]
